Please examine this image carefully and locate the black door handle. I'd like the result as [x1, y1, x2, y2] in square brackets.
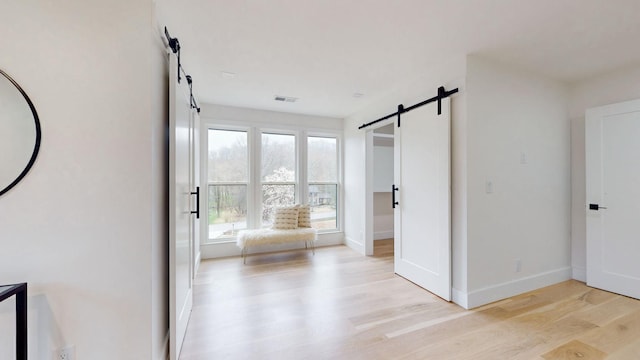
[191, 186, 200, 218]
[589, 203, 607, 210]
[392, 184, 399, 209]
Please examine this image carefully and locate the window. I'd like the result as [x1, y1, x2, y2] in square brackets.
[204, 126, 341, 243]
[307, 136, 338, 230]
[261, 132, 296, 227]
[207, 129, 248, 240]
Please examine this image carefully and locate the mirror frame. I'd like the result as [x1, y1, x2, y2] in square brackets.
[0, 69, 41, 197]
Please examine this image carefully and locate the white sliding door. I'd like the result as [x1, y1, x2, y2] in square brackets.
[586, 99, 640, 300]
[169, 53, 194, 360]
[394, 98, 451, 301]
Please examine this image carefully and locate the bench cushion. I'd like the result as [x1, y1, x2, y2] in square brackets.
[236, 228, 317, 249]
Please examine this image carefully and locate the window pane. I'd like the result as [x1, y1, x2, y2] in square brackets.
[308, 184, 337, 229]
[208, 129, 248, 182]
[308, 137, 337, 182]
[208, 185, 247, 240]
[262, 133, 295, 182]
[262, 184, 295, 226]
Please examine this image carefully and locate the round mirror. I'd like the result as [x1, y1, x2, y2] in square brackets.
[0, 69, 41, 197]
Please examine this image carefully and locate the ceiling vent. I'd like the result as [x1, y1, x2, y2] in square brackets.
[274, 95, 298, 103]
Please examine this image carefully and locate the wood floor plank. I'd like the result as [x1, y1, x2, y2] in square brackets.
[179, 243, 640, 359]
[578, 309, 640, 354]
[542, 340, 607, 360]
[606, 338, 640, 360]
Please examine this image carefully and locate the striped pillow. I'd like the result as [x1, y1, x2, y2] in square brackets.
[272, 207, 299, 230]
[297, 204, 312, 228]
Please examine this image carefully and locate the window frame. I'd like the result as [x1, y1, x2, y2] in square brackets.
[259, 129, 299, 227]
[202, 121, 343, 244]
[306, 133, 341, 231]
[205, 125, 253, 242]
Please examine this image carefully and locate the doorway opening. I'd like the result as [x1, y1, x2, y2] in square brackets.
[366, 123, 395, 258]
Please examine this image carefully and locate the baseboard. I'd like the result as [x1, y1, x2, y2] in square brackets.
[201, 232, 344, 259]
[344, 236, 364, 255]
[451, 287, 469, 309]
[201, 241, 241, 259]
[465, 266, 572, 309]
[572, 265, 586, 282]
[374, 230, 394, 240]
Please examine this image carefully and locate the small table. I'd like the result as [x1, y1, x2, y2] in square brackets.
[0, 283, 27, 360]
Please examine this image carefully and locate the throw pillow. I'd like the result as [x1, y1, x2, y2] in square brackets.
[297, 204, 312, 228]
[272, 207, 299, 230]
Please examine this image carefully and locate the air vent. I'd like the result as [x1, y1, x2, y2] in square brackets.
[221, 71, 236, 79]
[274, 95, 298, 103]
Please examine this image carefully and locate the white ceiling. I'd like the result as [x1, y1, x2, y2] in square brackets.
[156, 0, 640, 119]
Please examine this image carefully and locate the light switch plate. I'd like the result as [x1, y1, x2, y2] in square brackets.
[486, 181, 493, 194]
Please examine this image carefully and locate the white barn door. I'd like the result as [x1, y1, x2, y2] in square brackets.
[394, 98, 451, 301]
[586, 99, 640, 300]
[169, 53, 194, 359]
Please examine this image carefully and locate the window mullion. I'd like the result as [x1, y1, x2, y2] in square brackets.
[250, 126, 261, 230]
[299, 130, 308, 205]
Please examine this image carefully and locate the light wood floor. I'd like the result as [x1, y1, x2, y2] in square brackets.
[180, 241, 640, 359]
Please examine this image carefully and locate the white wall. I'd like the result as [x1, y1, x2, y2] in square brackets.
[373, 145, 394, 240]
[373, 146, 394, 192]
[343, 56, 468, 299]
[201, 103, 343, 131]
[464, 56, 571, 307]
[568, 64, 640, 281]
[199, 103, 345, 259]
[373, 192, 393, 240]
[0, 1, 166, 359]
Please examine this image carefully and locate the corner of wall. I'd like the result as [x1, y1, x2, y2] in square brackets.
[451, 287, 470, 309]
[572, 266, 586, 282]
[344, 236, 365, 255]
[343, 116, 367, 256]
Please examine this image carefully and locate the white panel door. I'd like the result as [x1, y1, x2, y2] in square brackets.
[394, 98, 451, 301]
[169, 54, 193, 360]
[586, 99, 640, 300]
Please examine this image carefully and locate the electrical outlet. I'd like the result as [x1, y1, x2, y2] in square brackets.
[54, 345, 75, 360]
[515, 258, 522, 273]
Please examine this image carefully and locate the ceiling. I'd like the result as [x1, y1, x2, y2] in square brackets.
[156, 0, 640, 119]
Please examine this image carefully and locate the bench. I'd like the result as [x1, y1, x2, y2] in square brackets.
[236, 227, 317, 264]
